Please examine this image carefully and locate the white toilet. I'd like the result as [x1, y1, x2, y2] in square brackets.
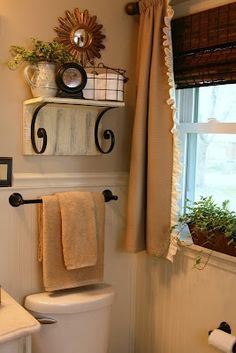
[24, 283, 114, 353]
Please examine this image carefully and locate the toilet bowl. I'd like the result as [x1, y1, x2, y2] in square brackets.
[24, 283, 114, 353]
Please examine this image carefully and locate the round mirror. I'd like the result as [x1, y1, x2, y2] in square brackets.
[54, 8, 105, 65]
[72, 29, 93, 48]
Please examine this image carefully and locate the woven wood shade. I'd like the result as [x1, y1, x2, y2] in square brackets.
[172, 2, 236, 89]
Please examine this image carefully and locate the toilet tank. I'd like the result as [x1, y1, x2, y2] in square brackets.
[24, 284, 115, 353]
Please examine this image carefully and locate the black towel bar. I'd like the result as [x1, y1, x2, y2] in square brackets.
[9, 189, 118, 207]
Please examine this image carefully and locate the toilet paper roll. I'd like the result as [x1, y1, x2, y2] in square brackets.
[208, 329, 236, 353]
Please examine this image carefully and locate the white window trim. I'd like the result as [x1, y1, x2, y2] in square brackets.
[180, 241, 236, 273]
[175, 86, 236, 264]
[178, 122, 236, 134]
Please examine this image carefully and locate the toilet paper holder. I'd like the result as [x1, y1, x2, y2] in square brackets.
[209, 322, 232, 335]
[208, 322, 236, 353]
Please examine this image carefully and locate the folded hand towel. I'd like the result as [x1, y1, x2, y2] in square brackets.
[38, 192, 105, 292]
[57, 191, 97, 270]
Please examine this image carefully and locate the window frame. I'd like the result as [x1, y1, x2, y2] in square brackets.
[176, 86, 236, 212]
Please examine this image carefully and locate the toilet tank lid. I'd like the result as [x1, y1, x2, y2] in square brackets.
[24, 284, 115, 314]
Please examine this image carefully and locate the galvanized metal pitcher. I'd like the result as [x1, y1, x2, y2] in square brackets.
[24, 62, 57, 97]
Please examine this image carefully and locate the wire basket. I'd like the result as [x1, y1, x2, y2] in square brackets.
[83, 63, 128, 102]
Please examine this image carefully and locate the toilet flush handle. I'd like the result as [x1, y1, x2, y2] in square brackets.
[36, 316, 57, 324]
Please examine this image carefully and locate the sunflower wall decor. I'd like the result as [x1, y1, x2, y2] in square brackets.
[54, 8, 106, 66]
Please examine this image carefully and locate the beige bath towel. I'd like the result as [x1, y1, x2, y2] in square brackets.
[57, 191, 97, 270]
[38, 192, 104, 292]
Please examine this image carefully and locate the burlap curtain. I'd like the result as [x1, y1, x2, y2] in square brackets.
[125, 0, 175, 256]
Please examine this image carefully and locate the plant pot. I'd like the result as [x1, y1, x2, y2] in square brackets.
[189, 224, 236, 257]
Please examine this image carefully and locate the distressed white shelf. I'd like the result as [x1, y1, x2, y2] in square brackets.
[24, 97, 125, 108]
[0, 288, 40, 344]
[23, 97, 125, 156]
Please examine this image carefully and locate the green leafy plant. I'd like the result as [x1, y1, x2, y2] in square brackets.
[178, 196, 236, 240]
[7, 38, 75, 70]
[175, 196, 236, 269]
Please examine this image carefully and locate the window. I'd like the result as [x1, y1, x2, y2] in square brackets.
[176, 84, 236, 212]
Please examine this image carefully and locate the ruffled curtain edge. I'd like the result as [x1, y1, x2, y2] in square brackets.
[162, 0, 182, 262]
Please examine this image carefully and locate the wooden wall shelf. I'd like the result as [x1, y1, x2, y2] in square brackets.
[23, 97, 125, 155]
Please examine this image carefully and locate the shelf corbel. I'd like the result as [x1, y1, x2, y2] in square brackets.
[25, 97, 124, 155]
[31, 102, 49, 154]
[94, 107, 115, 154]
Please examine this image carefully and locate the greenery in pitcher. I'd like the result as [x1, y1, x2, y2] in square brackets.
[7, 38, 75, 70]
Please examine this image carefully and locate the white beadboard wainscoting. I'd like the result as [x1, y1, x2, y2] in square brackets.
[0, 172, 136, 353]
[134, 247, 236, 353]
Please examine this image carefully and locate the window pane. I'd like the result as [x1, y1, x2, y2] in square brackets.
[198, 85, 236, 123]
[187, 133, 236, 211]
[176, 88, 196, 123]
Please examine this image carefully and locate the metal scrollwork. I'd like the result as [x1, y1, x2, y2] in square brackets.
[94, 107, 115, 154]
[30, 102, 116, 155]
[31, 102, 49, 154]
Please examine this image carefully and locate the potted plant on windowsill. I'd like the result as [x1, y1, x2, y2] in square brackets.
[7, 38, 75, 97]
[176, 196, 236, 257]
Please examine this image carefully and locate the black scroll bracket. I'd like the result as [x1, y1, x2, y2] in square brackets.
[31, 103, 116, 154]
[94, 106, 115, 154]
[9, 189, 118, 207]
[31, 102, 49, 154]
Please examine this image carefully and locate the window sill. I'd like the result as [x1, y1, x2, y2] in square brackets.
[180, 240, 236, 273]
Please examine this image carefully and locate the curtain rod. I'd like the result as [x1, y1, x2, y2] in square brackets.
[125, 2, 140, 15]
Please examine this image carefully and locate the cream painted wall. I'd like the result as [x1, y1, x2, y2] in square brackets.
[0, 0, 138, 173]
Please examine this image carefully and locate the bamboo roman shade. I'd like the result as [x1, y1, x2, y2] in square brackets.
[172, 2, 236, 89]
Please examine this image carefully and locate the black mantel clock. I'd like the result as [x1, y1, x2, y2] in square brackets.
[56, 62, 87, 98]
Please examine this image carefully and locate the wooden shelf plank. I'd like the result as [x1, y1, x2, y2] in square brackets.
[24, 97, 125, 108]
